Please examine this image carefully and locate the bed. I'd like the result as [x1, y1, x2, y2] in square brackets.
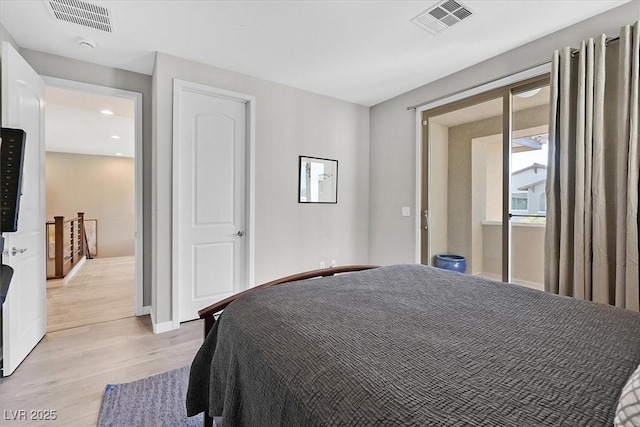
[186, 263, 640, 426]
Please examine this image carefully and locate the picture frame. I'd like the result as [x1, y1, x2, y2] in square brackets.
[298, 156, 338, 204]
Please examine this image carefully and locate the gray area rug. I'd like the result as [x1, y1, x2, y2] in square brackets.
[97, 365, 207, 427]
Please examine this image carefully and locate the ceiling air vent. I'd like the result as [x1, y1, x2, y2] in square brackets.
[47, 0, 113, 33]
[411, 0, 473, 35]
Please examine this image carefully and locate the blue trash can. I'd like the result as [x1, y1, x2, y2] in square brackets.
[434, 254, 467, 273]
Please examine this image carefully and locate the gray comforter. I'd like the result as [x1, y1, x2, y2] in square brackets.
[187, 264, 640, 426]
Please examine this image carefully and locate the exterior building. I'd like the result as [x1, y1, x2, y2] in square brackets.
[511, 163, 547, 216]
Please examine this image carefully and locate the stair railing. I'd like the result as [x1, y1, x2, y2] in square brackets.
[46, 212, 87, 279]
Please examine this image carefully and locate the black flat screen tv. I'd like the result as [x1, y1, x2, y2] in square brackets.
[1, 127, 27, 233]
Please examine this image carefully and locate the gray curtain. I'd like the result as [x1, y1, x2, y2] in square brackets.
[545, 21, 639, 312]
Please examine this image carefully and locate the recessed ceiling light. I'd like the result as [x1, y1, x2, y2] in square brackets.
[111, 135, 120, 139]
[115, 152, 123, 156]
[515, 88, 542, 98]
[78, 37, 96, 49]
[101, 109, 114, 115]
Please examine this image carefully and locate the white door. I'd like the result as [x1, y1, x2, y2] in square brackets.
[1, 42, 46, 376]
[174, 81, 247, 322]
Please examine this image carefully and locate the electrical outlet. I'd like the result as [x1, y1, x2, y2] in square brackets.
[320, 261, 326, 268]
[330, 260, 337, 267]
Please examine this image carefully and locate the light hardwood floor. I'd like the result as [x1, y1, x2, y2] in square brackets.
[0, 256, 205, 426]
[47, 256, 136, 332]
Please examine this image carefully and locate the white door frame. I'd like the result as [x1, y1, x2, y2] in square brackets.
[171, 79, 255, 329]
[413, 63, 551, 264]
[42, 76, 145, 316]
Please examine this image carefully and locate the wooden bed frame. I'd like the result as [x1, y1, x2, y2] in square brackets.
[196, 265, 379, 427]
[198, 264, 379, 338]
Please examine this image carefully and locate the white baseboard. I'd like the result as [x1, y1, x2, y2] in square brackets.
[141, 305, 151, 315]
[151, 311, 177, 334]
[63, 256, 86, 285]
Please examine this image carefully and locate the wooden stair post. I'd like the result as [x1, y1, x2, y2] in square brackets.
[54, 216, 64, 278]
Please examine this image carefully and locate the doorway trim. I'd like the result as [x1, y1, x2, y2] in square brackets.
[42, 76, 145, 316]
[414, 63, 551, 267]
[171, 79, 256, 330]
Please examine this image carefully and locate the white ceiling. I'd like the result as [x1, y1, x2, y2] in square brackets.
[45, 86, 135, 158]
[0, 0, 631, 107]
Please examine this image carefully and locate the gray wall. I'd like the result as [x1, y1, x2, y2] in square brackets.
[152, 53, 370, 324]
[369, 2, 639, 266]
[15, 49, 153, 307]
[1, 24, 18, 51]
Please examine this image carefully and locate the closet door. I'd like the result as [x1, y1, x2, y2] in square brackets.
[174, 80, 248, 323]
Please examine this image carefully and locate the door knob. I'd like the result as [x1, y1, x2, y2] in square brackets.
[236, 231, 245, 237]
[11, 247, 27, 256]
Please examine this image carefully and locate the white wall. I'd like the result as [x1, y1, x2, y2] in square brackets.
[152, 53, 370, 324]
[369, 2, 639, 266]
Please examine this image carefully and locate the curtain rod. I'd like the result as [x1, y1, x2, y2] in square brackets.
[407, 35, 621, 111]
[607, 35, 621, 44]
[570, 35, 620, 57]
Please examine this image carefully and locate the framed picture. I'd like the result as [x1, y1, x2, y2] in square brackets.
[46, 221, 72, 259]
[298, 156, 338, 204]
[47, 223, 56, 260]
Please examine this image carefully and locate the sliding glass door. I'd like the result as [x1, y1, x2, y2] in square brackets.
[509, 83, 550, 289]
[421, 76, 549, 288]
[422, 95, 504, 279]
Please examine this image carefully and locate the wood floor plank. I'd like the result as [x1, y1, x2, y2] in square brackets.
[46, 256, 136, 332]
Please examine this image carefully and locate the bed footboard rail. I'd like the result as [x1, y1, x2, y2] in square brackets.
[198, 264, 379, 337]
